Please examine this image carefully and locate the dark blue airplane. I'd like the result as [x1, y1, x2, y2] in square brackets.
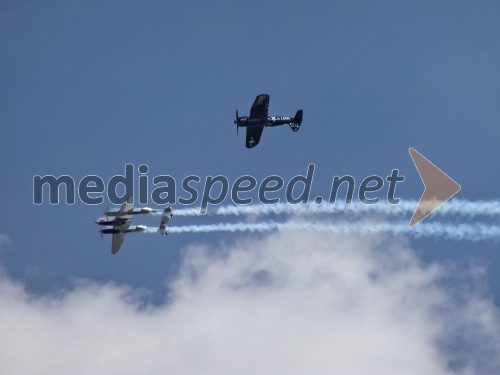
[235, 94, 303, 148]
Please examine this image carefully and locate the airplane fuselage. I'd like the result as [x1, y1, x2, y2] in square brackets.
[236, 116, 295, 128]
[95, 217, 129, 227]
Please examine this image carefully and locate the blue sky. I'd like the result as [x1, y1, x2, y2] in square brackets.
[1, 1, 500, 373]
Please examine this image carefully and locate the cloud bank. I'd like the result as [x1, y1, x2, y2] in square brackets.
[0, 231, 499, 374]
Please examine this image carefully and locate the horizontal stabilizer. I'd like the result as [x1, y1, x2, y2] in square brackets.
[159, 206, 173, 235]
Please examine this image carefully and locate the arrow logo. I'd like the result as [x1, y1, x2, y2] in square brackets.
[409, 148, 461, 228]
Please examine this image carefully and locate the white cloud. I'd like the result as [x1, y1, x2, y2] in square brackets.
[0, 231, 499, 375]
[0, 234, 12, 249]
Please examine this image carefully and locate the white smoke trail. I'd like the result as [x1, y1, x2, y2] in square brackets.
[141, 221, 500, 241]
[143, 227, 160, 234]
[143, 199, 500, 241]
[163, 199, 500, 218]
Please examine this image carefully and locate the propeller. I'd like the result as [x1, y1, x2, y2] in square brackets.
[234, 109, 239, 135]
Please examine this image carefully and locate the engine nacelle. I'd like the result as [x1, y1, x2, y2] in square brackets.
[100, 228, 119, 234]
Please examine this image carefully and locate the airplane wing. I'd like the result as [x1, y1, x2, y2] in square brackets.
[246, 126, 264, 148]
[111, 232, 126, 254]
[249, 94, 269, 119]
[110, 200, 133, 254]
[105, 196, 134, 217]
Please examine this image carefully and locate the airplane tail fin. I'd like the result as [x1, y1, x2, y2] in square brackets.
[289, 110, 303, 132]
